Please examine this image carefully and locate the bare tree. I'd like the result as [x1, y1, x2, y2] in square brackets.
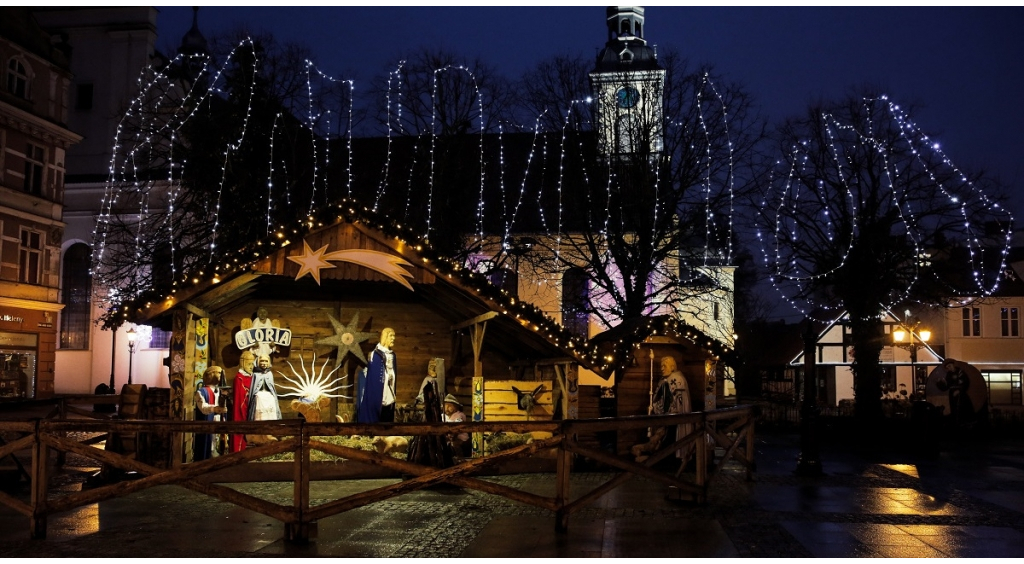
[758, 92, 1012, 420]
[356, 48, 517, 257]
[491, 51, 765, 332]
[92, 34, 347, 327]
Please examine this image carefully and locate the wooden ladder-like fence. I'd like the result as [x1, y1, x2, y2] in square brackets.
[0, 403, 756, 542]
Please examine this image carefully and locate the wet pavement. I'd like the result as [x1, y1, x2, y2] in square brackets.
[1, 428, 1023, 557]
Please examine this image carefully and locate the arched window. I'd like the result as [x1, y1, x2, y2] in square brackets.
[635, 22, 642, 38]
[620, 19, 632, 36]
[60, 243, 92, 349]
[489, 268, 519, 298]
[7, 58, 29, 99]
[561, 267, 589, 339]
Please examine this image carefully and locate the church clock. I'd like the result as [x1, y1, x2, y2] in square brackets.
[616, 86, 640, 109]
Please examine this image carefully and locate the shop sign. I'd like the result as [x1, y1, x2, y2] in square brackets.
[0, 332, 38, 348]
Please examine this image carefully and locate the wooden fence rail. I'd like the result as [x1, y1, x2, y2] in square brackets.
[0, 404, 756, 541]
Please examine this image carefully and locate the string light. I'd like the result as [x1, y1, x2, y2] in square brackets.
[758, 95, 1013, 321]
[95, 38, 742, 369]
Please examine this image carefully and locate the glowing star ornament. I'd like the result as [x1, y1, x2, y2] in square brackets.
[287, 238, 416, 290]
[287, 240, 336, 284]
[316, 312, 374, 367]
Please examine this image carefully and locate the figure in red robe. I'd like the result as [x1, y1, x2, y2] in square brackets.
[230, 350, 255, 453]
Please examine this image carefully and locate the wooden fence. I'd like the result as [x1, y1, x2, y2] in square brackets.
[0, 401, 756, 542]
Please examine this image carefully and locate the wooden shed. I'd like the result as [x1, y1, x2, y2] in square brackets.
[125, 204, 596, 457]
[588, 316, 732, 455]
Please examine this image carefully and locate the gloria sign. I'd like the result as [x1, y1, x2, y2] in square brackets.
[234, 326, 292, 350]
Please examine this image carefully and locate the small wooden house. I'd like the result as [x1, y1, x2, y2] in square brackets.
[119, 203, 735, 460]
[123, 204, 598, 447]
[588, 316, 733, 455]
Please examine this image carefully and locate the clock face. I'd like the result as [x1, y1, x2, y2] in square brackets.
[616, 86, 640, 109]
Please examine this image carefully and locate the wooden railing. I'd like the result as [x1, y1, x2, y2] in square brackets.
[0, 405, 756, 542]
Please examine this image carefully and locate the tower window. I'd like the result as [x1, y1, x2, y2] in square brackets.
[24, 143, 45, 196]
[6, 58, 29, 99]
[19, 229, 43, 285]
[1001, 307, 1019, 337]
[60, 243, 92, 350]
[962, 307, 981, 337]
[620, 20, 631, 36]
[562, 267, 590, 339]
[76, 83, 94, 110]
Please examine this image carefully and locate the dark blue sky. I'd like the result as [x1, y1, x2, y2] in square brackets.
[156, 5, 1024, 217]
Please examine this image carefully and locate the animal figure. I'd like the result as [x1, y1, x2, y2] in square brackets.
[511, 384, 545, 420]
[290, 396, 331, 422]
[372, 435, 409, 455]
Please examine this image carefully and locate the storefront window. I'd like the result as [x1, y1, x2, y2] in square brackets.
[0, 349, 36, 399]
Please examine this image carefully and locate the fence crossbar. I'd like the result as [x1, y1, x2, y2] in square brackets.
[0, 403, 755, 541]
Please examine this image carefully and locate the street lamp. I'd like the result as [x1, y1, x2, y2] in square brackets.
[892, 320, 931, 396]
[126, 327, 138, 386]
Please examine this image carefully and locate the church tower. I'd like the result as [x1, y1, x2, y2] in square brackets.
[589, 7, 666, 159]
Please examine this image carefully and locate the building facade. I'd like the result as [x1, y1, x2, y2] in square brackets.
[0, 8, 81, 398]
[35, 8, 181, 394]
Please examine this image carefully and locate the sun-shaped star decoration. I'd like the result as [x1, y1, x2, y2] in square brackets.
[316, 312, 375, 369]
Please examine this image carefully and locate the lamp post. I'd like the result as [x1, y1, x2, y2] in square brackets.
[892, 319, 931, 396]
[126, 327, 137, 386]
[795, 320, 822, 476]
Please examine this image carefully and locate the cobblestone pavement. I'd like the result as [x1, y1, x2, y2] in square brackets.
[1, 429, 1022, 557]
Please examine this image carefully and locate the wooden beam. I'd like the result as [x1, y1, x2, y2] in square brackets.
[451, 311, 498, 331]
[183, 303, 218, 326]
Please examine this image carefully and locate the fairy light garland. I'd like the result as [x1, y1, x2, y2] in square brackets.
[95, 40, 742, 368]
[759, 95, 1013, 321]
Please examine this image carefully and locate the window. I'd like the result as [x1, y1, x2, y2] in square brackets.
[19, 229, 42, 285]
[561, 267, 590, 339]
[713, 301, 720, 321]
[60, 243, 91, 349]
[148, 327, 172, 349]
[981, 371, 1022, 406]
[6, 58, 28, 98]
[1001, 307, 1019, 337]
[961, 307, 981, 337]
[880, 366, 897, 395]
[489, 268, 518, 298]
[24, 143, 44, 196]
[75, 83, 93, 110]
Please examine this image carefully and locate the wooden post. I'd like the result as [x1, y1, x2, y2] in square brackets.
[287, 422, 315, 542]
[564, 364, 578, 420]
[169, 310, 188, 468]
[554, 428, 571, 532]
[745, 416, 756, 481]
[695, 413, 708, 504]
[471, 320, 486, 380]
[30, 422, 48, 539]
[471, 376, 484, 457]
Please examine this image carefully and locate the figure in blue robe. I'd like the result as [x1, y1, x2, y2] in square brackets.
[356, 328, 397, 423]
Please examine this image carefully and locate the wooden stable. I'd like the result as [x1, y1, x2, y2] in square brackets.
[127, 213, 592, 463]
[588, 327, 729, 456]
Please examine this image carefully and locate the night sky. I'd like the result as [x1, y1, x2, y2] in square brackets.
[155, 5, 1024, 217]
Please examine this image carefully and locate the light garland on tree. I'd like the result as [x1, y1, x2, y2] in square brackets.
[758, 95, 1013, 321]
[95, 40, 742, 370]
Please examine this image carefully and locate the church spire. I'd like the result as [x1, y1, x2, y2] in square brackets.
[589, 6, 666, 158]
[595, 6, 660, 72]
[178, 6, 209, 59]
